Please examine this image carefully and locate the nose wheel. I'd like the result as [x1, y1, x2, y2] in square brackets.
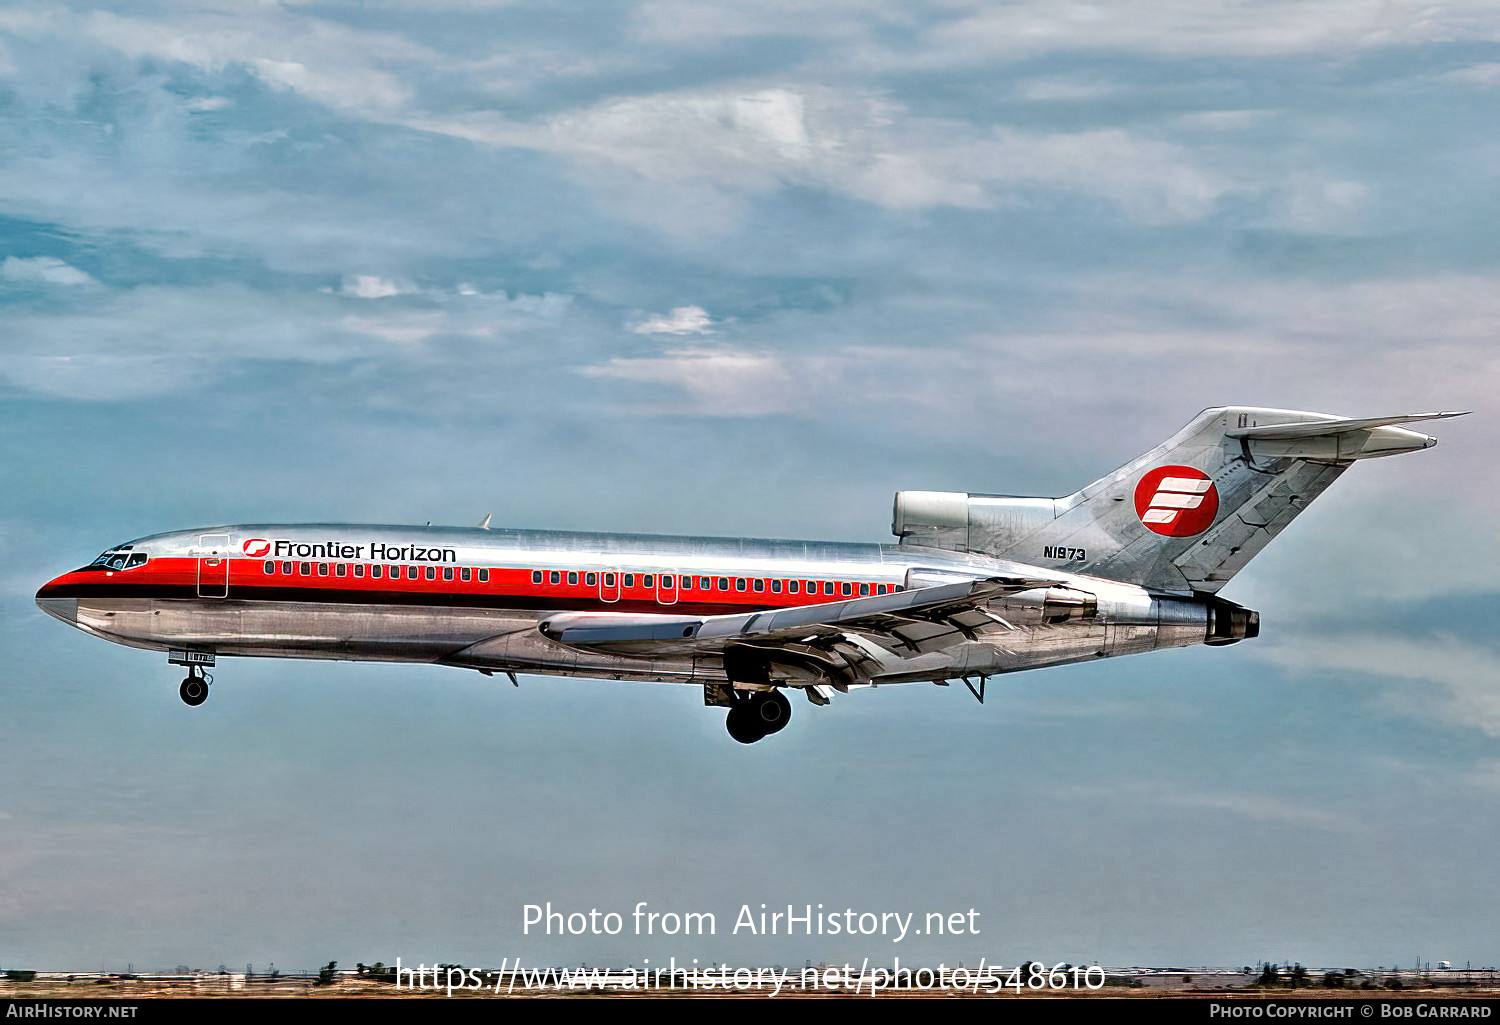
[725, 690, 791, 744]
[179, 668, 211, 707]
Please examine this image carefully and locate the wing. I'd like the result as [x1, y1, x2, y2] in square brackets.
[538, 574, 1095, 690]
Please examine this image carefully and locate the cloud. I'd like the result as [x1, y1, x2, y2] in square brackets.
[1439, 62, 1500, 87]
[1257, 634, 1500, 739]
[628, 0, 892, 47]
[630, 305, 715, 335]
[1061, 782, 1360, 832]
[627, 0, 1500, 62]
[1016, 75, 1123, 101]
[1, 255, 97, 287]
[1463, 760, 1500, 793]
[340, 274, 415, 299]
[581, 346, 801, 415]
[1170, 109, 1277, 131]
[919, 0, 1500, 60]
[585, 272, 1500, 430]
[76, 8, 425, 115]
[415, 86, 1238, 223]
[0, 282, 578, 399]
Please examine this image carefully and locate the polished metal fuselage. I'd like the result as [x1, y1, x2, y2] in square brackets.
[39, 523, 1213, 688]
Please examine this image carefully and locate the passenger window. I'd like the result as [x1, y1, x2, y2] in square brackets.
[823, 582, 834, 595]
[662, 575, 673, 589]
[717, 578, 728, 590]
[391, 565, 402, 579]
[842, 582, 853, 596]
[752, 579, 764, 592]
[551, 571, 561, 585]
[425, 566, 436, 580]
[405, 566, 416, 580]
[585, 572, 597, 586]
[372, 566, 383, 579]
[736, 578, 746, 592]
[355, 565, 365, 578]
[642, 574, 654, 588]
[478, 569, 489, 583]
[700, 577, 711, 589]
[788, 581, 799, 594]
[859, 583, 869, 596]
[461, 568, 471, 582]
[604, 573, 615, 587]
[771, 580, 782, 593]
[624, 573, 635, 588]
[876, 583, 885, 594]
[336, 564, 347, 577]
[265, 561, 275, 574]
[301, 562, 311, 575]
[319, 564, 329, 577]
[444, 567, 454, 581]
[567, 571, 578, 585]
[531, 570, 542, 584]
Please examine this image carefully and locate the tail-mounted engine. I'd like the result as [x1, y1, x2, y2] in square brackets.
[1205, 597, 1259, 646]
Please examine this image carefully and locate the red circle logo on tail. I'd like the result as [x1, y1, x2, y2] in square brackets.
[242, 538, 272, 558]
[1134, 466, 1219, 537]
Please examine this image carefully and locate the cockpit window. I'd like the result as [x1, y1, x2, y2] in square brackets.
[80, 546, 148, 572]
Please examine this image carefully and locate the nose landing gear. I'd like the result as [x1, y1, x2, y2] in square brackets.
[178, 667, 211, 706]
[169, 650, 215, 707]
[725, 689, 791, 744]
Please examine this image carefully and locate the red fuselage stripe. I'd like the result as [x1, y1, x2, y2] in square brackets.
[41, 557, 898, 612]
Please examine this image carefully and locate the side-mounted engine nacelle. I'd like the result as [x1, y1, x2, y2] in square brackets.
[1205, 597, 1259, 646]
[1149, 594, 1259, 651]
[893, 490, 1058, 554]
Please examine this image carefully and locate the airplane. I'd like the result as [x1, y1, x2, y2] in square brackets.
[36, 405, 1464, 744]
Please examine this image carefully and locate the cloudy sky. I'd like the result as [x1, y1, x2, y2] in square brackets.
[2, 0, 1498, 975]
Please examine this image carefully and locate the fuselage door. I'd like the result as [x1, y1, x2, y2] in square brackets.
[196, 534, 230, 598]
[600, 568, 620, 603]
[657, 572, 678, 605]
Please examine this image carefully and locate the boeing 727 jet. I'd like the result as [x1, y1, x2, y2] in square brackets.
[36, 406, 1462, 743]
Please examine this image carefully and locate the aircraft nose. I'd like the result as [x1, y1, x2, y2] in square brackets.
[36, 577, 78, 625]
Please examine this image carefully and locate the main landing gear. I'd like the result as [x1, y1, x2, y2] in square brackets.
[178, 666, 211, 707]
[725, 689, 791, 745]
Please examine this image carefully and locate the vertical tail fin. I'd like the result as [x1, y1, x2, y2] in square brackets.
[894, 406, 1464, 594]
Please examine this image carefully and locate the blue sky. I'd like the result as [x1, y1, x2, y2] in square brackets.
[2, 0, 1498, 974]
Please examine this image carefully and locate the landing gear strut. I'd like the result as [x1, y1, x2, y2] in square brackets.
[179, 667, 210, 707]
[725, 689, 791, 744]
[169, 650, 215, 707]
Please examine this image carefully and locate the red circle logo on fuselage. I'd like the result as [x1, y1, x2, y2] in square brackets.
[242, 538, 272, 558]
[1134, 466, 1219, 537]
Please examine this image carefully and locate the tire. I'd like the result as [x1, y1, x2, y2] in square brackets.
[179, 677, 208, 706]
[725, 702, 766, 744]
[755, 690, 792, 734]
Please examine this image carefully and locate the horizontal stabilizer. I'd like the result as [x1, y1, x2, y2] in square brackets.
[1226, 411, 1468, 440]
